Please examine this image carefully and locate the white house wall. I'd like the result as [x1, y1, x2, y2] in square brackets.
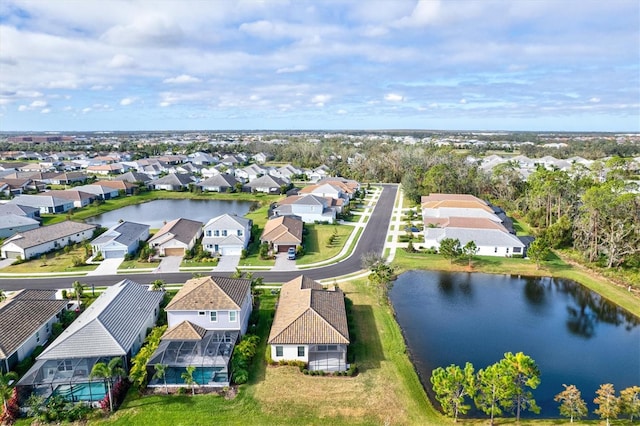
[21, 228, 96, 259]
[270, 344, 309, 363]
[16, 314, 61, 363]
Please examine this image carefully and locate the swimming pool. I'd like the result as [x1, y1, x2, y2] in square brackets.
[53, 382, 107, 401]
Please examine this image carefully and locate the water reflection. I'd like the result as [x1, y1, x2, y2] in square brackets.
[390, 271, 640, 418]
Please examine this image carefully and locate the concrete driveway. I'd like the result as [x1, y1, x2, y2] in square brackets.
[0, 258, 15, 270]
[87, 257, 124, 276]
[154, 256, 183, 273]
[214, 255, 240, 272]
[272, 253, 298, 271]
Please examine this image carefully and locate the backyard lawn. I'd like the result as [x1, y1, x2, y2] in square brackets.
[0, 246, 96, 274]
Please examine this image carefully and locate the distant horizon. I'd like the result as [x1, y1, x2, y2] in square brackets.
[1, 1, 638, 132]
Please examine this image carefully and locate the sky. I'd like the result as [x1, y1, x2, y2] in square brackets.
[0, 0, 639, 132]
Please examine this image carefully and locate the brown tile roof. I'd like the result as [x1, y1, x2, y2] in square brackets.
[440, 217, 509, 231]
[260, 216, 303, 245]
[162, 321, 207, 340]
[421, 193, 488, 204]
[42, 189, 95, 202]
[94, 180, 138, 190]
[268, 275, 349, 345]
[148, 218, 203, 245]
[422, 199, 494, 213]
[165, 276, 251, 311]
[0, 290, 67, 359]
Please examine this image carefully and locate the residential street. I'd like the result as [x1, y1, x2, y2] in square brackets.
[0, 184, 398, 290]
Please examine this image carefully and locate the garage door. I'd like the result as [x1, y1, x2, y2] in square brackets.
[164, 247, 185, 256]
[3, 251, 22, 259]
[277, 245, 292, 253]
[220, 246, 242, 256]
[103, 250, 126, 259]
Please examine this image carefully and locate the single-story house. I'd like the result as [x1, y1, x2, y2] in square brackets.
[43, 190, 97, 208]
[94, 179, 138, 195]
[8, 194, 75, 214]
[197, 174, 240, 192]
[74, 184, 120, 200]
[243, 174, 287, 194]
[147, 275, 252, 388]
[0, 203, 40, 220]
[0, 214, 40, 238]
[18, 279, 164, 403]
[1, 221, 97, 260]
[91, 221, 150, 259]
[148, 173, 196, 191]
[0, 290, 68, 374]
[268, 276, 350, 371]
[86, 164, 125, 175]
[113, 171, 153, 184]
[48, 172, 89, 185]
[202, 214, 252, 256]
[260, 215, 303, 253]
[147, 218, 203, 256]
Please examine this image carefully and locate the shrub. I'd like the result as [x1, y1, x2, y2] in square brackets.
[71, 256, 85, 267]
[302, 369, 309, 375]
[0, 388, 19, 424]
[176, 387, 187, 395]
[61, 289, 68, 299]
[347, 363, 358, 377]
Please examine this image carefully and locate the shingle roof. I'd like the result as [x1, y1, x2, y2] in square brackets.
[260, 216, 303, 245]
[165, 276, 251, 311]
[0, 290, 67, 359]
[244, 174, 286, 188]
[2, 221, 97, 249]
[148, 218, 203, 245]
[268, 275, 349, 345]
[197, 174, 238, 188]
[91, 221, 149, 247]
[425, 217, 509, 232]
[204, 214, 251, 230]
[162, 321, 207, 341]
[0, 204, 39, 217]
[113, 171, 152, 183]
[0, 214, 39, 229]
[150, 173, 194, 187]
[37, 279, 164, 359]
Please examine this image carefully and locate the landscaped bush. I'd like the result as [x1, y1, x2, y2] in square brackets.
[231, 334, 260, 384]
[0, 388, 19, 424]
[128, 325, 167, 391]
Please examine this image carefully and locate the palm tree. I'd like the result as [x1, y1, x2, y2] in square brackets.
[153, 364, 169, 394]
[151, 279, 165, 292]
[0, 370, 19, 414]
[72, 280, 85, 307]
[0, 289, 6, 302]
[90, 357, 125, 412]
[181, 365, 196, 396]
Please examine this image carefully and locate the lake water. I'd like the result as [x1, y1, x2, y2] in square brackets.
[389, 270, 640, 419]
[85, 199, 254, 228]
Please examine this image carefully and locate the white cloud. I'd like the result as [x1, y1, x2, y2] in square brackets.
[460, 98, 467, 104]
[393, 0, 441, 28]
[82, 107, 92, 113]
[385, 93, 404, 102]
[108, 54, 137, 69]
[276, 65, 307, 74]
[159, 101, 171, 107]
[312, 94, 332, 106]
[101, 14, 184, 47]
[120, 97, 136, 106]
[41, 108, 51, 114]
[337, 109, 348, 114]
[589, 97, 601, 103]
[163, 74, 201, 84]
[30, 100, 48, 108]
[18, 105, 28, 112]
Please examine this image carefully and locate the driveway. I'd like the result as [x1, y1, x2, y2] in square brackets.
[86, 257, 124, 276]
[154, 256, 183, 273]
[213, 255, 241, 272]
[272, 253, 298, 271]
[0, 258, 15, 270]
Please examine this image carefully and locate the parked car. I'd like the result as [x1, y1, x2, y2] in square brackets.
[287, 247, 296, 260]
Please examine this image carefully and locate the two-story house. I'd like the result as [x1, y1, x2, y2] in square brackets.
[148, 275, 252, 388]
[202, 214, 252, 256]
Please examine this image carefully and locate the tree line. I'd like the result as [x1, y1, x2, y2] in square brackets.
[430, 352, 640, 424]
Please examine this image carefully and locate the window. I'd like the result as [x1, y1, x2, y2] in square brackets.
[327, 345, 337, 351]
[513, 247, 522, 253]
[45, 323, 49, 333]
[237, 229, 243, 236]
[229, 311, 237, 322]
[198, 311, 205, 316]
[214, 230, 220, 237]
[210, 311, 217, 322]
[275, 346, 283, 357]
[318, 345, 327, 351]
[297, 346, 305, 357]
[222, 230, 227, 236]
[36, 331, 40, 343]
[57, 359, 73, 371]
[494, 247, 498, 253]
[206, 230, 212, 237]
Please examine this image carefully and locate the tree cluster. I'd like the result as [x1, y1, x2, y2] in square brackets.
[430, 352, 540, 424]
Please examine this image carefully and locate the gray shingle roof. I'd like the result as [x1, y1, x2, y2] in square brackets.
[150, 173, 195, 187]
[0, 290, 67, 359]
[0, 204, 39, 217]
[2, 221, 97, 249]
[244, 174, 286, 188]
[37, 279, 163, 359]
[148, 218, 203, 245]
[197, 174, 238, 188]
[91, 221, 149, 247]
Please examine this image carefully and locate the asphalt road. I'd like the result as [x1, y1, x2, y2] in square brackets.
[0, 184, 398, 290]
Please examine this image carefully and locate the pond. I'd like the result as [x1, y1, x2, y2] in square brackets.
[389, 270, 640, 419]
[84, 199, 255, 229]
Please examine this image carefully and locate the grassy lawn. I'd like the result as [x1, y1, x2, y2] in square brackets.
[0, 247, 96, 273]
[297, 224, 354, 265]
[180, 258, 218, 268]
[118, 259, 159, 270]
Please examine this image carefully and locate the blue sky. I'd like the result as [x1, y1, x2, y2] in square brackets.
[0, 0, 638, 132]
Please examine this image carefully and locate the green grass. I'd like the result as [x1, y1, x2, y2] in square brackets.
[118, 259, 159, 270]
[297, 224, 354, 265]
[0, 246, 96, 273]
[180, 258, 218, 268]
